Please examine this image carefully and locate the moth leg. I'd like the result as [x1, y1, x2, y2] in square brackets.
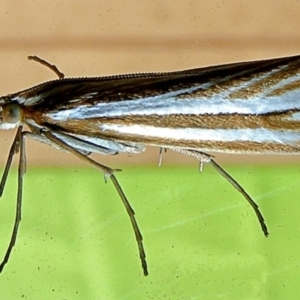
[28, 55, 65, 79]
[0, 126, 23, 197]
[158, 148, 167, 167]
[170, 148, 268, 237]
[0, 126, 26, 272]
[109, 175, 148, 275]
[42, 130, 148, 275]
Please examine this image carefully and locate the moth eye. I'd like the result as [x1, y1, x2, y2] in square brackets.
[2, 103, 22, 124]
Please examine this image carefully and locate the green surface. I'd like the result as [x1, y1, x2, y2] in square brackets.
[0, 164, 299, 299]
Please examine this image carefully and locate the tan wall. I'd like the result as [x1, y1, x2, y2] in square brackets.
[0, 1, 299, 166]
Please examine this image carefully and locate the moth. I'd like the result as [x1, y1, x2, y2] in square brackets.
[2, 54, 299, 275]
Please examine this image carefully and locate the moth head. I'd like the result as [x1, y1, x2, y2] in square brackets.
[0, 99, 22, 129]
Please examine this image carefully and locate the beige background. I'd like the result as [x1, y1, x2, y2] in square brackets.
[0, 1, 300, 166]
